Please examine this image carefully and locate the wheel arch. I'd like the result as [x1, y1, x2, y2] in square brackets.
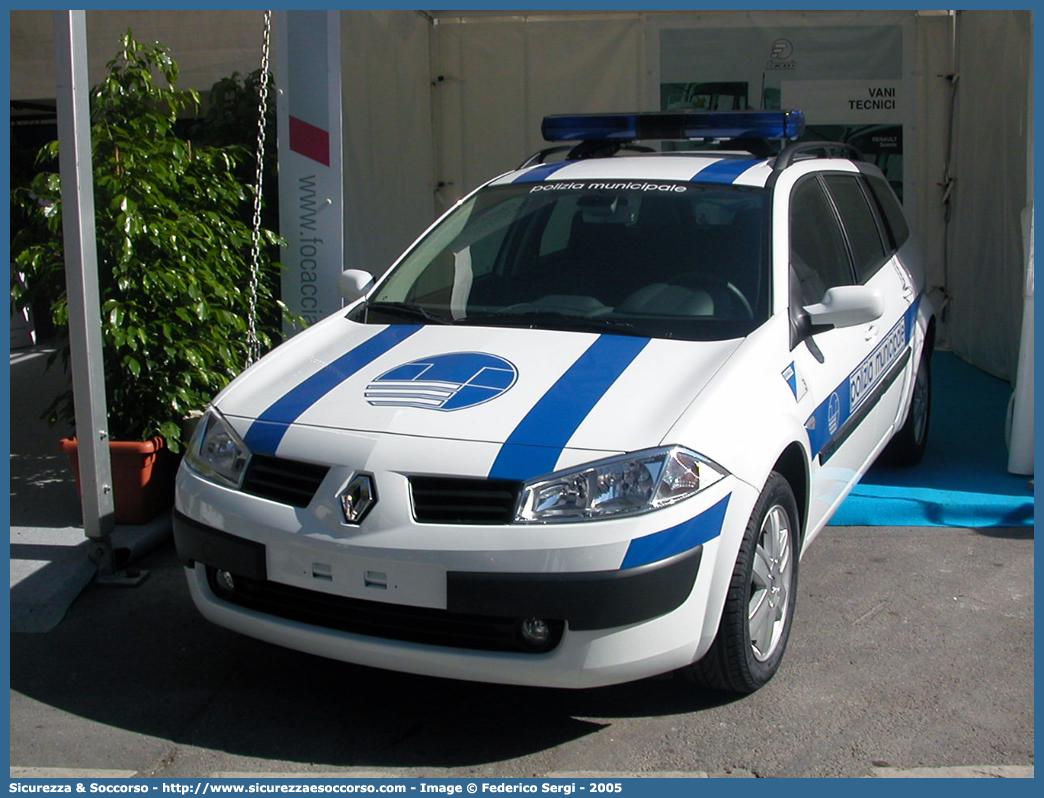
[924, 313, 937, 358]
[771, 442, 809, 547]
[692, 438, 809, 663]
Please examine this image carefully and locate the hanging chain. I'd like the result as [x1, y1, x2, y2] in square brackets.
[246, 10, 273, 367]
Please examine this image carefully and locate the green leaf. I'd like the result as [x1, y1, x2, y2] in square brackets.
[12, 30, 286, 444]
[107, 303, 124, 327]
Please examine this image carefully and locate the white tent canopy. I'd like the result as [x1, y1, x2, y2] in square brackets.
[9, 9, 1033, 474]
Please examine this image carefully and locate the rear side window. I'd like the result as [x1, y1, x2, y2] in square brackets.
[824, 174, 887, 283]
[866, 174, 910, 251]
[789, 177, 853, 305]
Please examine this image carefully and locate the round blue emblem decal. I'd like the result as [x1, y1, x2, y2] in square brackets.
[365, 352, 518, 411]
[828, 392, 841, 434]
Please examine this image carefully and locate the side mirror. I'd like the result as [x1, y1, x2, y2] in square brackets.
[804, 285, 883, 330]
[338, 269, 374, 302]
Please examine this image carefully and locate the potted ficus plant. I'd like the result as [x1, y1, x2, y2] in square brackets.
[11, 32, 290, 524]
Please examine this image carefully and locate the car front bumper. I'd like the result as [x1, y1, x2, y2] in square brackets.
[174, 455, 756, 688]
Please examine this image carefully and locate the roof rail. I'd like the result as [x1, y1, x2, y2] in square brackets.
[516, 142, 655, 168]
[517, 145, 572, 169]
[774, 140, 864, 171]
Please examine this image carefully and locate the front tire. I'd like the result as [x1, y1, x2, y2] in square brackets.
[683, 472, 800, 693]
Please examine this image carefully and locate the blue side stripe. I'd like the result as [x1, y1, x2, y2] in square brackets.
[243, 325, 422, 455]
[489, 335, 650, 481]
[692, 158, 759, 184]
[805, 295, 921, 459]
[621, 494, 731, 569]
[513, 162, 574, 183]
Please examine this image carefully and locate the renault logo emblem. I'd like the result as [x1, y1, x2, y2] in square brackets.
[341, 473, 377, 524]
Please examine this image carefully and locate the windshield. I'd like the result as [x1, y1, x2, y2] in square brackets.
[357, 180, 770, 341]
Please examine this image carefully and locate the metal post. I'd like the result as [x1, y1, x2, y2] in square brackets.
[53, 10, 118, 575]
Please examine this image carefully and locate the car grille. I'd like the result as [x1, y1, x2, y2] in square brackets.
[409, 476, 522, 524]
[241, 454, 330, 508]
[206, 568, 563, 654]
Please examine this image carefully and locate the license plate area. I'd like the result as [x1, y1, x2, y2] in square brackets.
[267, 541, 447, 609]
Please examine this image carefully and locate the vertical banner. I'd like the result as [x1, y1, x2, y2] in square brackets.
[275, 10, 344, 332]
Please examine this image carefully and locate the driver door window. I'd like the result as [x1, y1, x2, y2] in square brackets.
[789, 177, 854, 304]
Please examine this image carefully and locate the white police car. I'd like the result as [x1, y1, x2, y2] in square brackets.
[175, 111, 935, 693]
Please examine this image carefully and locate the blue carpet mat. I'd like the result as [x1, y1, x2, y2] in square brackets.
[832, 350, 1034, 528]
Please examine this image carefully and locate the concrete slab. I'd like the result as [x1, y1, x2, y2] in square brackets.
[10, 509, 173, 633]
[10, 528, 95, 634]
[9, 345, 172, 632]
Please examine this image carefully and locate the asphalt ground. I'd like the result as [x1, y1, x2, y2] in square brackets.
[9, 521, 1033, 779]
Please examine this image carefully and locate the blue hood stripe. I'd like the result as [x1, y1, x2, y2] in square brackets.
[488, 334, 650, 482]
[692, 158, 759, 184]
[243, 325, 422, 455]
[621, 494, 730, 569]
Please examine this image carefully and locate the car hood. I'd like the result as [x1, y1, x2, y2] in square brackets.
[216, 319, 741, 477]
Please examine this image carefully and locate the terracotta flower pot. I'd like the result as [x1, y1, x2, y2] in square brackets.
[58, 436, 179, 525]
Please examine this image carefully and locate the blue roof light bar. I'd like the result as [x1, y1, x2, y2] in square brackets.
[541, 110, 806, 143]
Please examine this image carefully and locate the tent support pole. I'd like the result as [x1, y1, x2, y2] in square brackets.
[54, 10, 119, 576]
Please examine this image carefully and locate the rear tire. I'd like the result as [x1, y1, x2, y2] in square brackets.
[683, 472, 800, 693]
[882, 348, 931, 466]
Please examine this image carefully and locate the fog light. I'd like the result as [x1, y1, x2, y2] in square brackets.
[518, 617, 551, 648]
[213, 569, 236, 598]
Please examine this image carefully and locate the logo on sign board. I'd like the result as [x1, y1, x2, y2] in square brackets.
[770, 38, 794, 60]
[766, 37, 796, 71]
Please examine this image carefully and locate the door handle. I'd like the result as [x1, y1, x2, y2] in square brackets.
[894, 262, 915, 300]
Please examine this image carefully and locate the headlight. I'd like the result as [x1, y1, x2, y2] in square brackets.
[515, 446, 727, 523]
[184, 408, 251, 488]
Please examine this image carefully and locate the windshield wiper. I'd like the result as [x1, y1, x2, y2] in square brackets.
[466, 311, 642, 336]
[365, 301, 454, 325]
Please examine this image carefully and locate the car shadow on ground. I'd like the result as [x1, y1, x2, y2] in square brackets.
[10, 538, 739, 770]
